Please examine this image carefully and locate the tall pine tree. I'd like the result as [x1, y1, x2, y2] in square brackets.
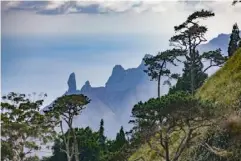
[47, 94, 91, 161]
[170, 10, 215, 95]
[169, 10, 227, 95]
[117, 126, 127, 147]
[98, 119, 106, 149]
[113, 126, 127, 152]
[228, 23, 240, 57]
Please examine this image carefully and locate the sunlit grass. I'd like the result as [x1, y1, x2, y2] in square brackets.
[197, 48, 241, 106]
[129, 48, 241, 161]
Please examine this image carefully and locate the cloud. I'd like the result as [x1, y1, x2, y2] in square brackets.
[2, 0, 240, 16]
[2, 1, 169, 15]
[2, 0, 241, 40]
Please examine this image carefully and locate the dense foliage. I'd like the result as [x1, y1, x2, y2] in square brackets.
[42, 123, 129, 161]
[46, 94, 91, 161]
[1, 92, 56, 161]
[129, 92, 216, 161]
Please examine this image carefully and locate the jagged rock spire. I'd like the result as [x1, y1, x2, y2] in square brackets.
[68, 72, 77, 92]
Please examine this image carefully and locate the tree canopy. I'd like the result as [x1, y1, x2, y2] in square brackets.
[1, 92, 56, 161]
[129, 92, 216, 161]
[169, 10, 227, 95]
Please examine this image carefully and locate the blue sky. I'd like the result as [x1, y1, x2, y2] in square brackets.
[1, 34, 168, 105]
[1, 0, 241, 105]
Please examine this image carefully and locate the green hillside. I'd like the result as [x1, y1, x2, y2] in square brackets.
[129, 48, 241, 161]
[198, 48, 241, 106]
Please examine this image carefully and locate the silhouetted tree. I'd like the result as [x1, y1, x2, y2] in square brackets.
[115, 126, 128, 149]
[170, 10, 227, 95]
[228, 23, 240, 57]
[98, 119, 106, 150]
[143, 49, 181, 97]
[47, 94, 90, 161]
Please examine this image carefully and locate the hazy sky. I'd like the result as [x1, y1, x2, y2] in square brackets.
[1, 0, 241, 106]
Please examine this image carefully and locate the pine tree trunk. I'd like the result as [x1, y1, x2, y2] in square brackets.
[73, 128, 79, 161]
[188, 35, 195, 96]
[191, 63, 194, 96]
[165, 139, 170, 161]
[158, 74, 161, 98]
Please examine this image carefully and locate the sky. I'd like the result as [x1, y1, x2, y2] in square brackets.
[1, 0, 241, 106]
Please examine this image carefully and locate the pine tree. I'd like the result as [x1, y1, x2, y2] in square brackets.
[113, 126, 127, 151]
[98, 119, 106, 149]
[117, 126, 127, 146]
[228, 23, 240, 57]
[47, 94, 91, 161]
[170, 10, 227, 95]
[129, 92, 215, 161]
[169, 50, 208, 94]
[143, 49, 182, 97]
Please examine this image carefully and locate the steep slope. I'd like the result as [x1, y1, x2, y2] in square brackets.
[186, 48, 241, 161]
[129, 48, 241, 161]
[197, 48, 241, 105]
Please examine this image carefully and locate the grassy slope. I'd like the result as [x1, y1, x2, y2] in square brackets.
[197, 48, 241, 105]
[129, 48, 241, 161]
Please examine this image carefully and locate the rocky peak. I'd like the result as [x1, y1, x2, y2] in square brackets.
[105, 65, 125, 88]
[81, 80, 92, 93]
[113, 65, 125, 73]
[67, 72, 77, 92]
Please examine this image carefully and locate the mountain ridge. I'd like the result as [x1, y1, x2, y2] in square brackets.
[42, 32, 235, 138]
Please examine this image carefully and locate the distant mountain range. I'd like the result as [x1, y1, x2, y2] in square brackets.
[199, 33, 229, 53]
[43, 54, 158, 138]
[43, 32, 238, 138]
[199, 32, 241, 54]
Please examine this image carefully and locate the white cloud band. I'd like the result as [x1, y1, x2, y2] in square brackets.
[2, 0, 237, 15]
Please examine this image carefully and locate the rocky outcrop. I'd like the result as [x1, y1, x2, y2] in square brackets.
[67, 72, 77, 93]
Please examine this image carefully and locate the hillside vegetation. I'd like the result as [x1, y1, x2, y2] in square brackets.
[129, 48, 241, 161]
[198, 48, 241, 106]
